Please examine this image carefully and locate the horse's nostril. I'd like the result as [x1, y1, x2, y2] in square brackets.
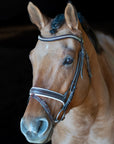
[36, 118, 49, 136]
[20, 117, 49, 139]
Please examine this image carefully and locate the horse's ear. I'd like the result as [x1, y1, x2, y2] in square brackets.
[27, 2, 48, 30]
[64, 2, 78, 30]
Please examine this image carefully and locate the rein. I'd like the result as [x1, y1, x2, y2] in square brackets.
[29, 34, 91, 124]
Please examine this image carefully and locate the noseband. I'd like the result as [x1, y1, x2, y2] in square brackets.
[29, 34, 91, 124]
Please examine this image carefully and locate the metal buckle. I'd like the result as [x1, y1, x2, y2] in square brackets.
[55, 107, 66, 123]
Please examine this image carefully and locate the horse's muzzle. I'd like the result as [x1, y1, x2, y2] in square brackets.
[20, 117, 52, 143]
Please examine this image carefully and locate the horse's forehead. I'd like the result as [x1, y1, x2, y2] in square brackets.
[39, 24, 79, 51]
[37, 40, 63, 52]
[31, 24, 76, 61]
[30, 41, 61, 62]
[36, 38, 75, 54]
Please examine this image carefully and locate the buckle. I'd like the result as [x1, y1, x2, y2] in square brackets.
[54, 108, 66, 123]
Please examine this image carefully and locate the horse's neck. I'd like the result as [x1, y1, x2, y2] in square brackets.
[96, 32, 114, 79]
[95, 31, 114, 114]
[95, 31, 114, 72]
[79, 24, 112, 115]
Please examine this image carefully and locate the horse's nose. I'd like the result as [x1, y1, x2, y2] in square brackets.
[20, 117, 49, 142]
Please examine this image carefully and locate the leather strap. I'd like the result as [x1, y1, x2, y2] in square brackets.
[29, 94, 55, 123]
[38, 34, 82, 43]
[30, 87, 66, 105]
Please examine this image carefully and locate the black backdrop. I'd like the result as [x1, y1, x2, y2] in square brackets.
[0, 0, 113, 144]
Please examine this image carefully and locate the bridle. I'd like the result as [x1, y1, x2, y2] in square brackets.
[29, 34, 91, 124]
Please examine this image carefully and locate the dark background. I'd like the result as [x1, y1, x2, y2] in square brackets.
[0, 0, 113, 144]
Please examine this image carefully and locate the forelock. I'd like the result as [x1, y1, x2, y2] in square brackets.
[50, 14, 65, 34]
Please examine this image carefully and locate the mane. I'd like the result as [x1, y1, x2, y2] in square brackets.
[78, 13, 102, 54]
[50, 13, 102, 54]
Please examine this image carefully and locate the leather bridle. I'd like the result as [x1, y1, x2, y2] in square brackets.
[29, 34, 91, 124]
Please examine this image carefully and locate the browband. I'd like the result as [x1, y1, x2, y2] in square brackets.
[38, 34, 83, 43]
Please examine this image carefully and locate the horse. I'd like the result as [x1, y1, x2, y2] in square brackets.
[20, 2, 114, 144]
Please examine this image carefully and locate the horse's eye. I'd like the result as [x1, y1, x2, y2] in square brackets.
[63, 56, 74, 65]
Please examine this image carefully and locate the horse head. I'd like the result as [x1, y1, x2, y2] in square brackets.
[20, 2, 92, 143]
